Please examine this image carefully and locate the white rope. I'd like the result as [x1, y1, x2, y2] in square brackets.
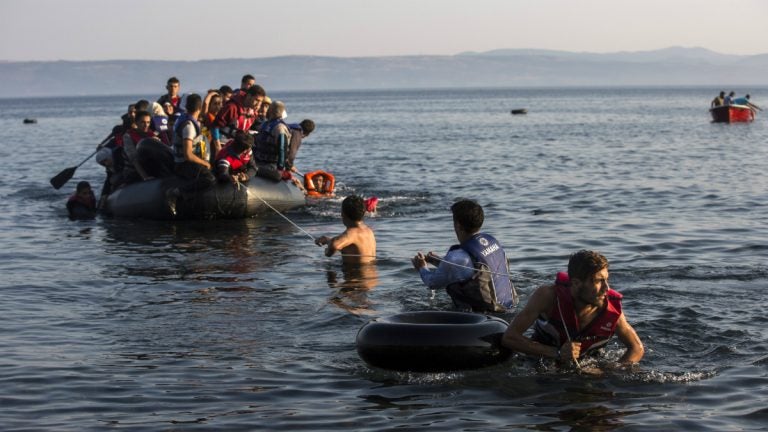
[557, 297, 582, 369]
[251, 195, 521, 293]
[253, 194, 316, 241]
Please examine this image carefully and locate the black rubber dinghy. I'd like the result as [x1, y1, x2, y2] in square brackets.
[104, 140, 305, 220]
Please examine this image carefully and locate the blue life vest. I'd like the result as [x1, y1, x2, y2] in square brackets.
[253, 118, 289, 166]
[446, 232, 515, 312]
[172, 113, 206, 163]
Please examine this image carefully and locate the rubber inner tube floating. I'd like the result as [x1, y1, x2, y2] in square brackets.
[510, 109, 527, 115]
[356, 311, 511, 372]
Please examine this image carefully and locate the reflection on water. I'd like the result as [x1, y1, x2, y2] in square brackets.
[326, 262, 380, 315]
[3, 88, 768, 430]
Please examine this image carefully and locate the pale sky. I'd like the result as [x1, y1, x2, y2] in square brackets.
[1, 0, 767, 61]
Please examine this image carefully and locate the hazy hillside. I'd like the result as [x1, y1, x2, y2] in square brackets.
[0, 47, 766, 98]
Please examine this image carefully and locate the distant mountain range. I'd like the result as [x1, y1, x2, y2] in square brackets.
[1, 47, 767, 98]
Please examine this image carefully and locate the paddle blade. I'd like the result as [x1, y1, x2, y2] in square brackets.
[50, 166, 76, 189]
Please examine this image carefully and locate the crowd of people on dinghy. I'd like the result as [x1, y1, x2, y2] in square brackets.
[66, 74, 318, 217]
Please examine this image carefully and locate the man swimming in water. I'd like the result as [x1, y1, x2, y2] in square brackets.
[502, 250, 644, 366]
[315, 195, 376, 264]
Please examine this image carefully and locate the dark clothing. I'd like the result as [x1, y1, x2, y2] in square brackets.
[253, 119, 290, 169]
[445, 232, 516, 312]
[286, 124, 304, 170]
[175, 161, 216, 195]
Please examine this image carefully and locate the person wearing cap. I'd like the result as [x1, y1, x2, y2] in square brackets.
[253, 100, 292, 181]
[215, 131, 255, 184]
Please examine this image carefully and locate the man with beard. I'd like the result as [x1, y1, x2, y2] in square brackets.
[502, 250, 644, 366]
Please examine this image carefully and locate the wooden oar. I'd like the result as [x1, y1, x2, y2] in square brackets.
[50, 134, 113, 190]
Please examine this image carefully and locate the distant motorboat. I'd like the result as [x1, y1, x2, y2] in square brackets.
[23, 118, 37, 124]
[710, 105, 755, 123]
[510, 109, 527, 115]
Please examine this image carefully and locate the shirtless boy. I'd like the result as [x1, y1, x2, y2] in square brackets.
[315, 195, 376, 264]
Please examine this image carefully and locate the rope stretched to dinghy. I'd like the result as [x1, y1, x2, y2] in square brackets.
[252, 189, 521, 293]
[252, 193, 317, 242]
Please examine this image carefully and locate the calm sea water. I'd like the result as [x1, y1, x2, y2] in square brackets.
[1, 87, 768, 431]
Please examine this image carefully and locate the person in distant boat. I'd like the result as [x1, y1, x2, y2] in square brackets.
[315, 195, 377, 264]
[501, 249, 644, 367]
[711, 91, 725, 108]
[215, 130, 255, 184]
[157, 76, 182, 118]
[67, 181, 97, 220]
[411, 199, 517, 313]
[211, 84, 266, 163]
[253, 100, 292, 181]
[285, 119, 315, 173]
[733, 94, 762, 111]
[723, 91, 735, 106]
[165, 94, 215, 215]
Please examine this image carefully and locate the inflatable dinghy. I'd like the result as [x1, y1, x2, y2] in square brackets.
[104, 171, 305, 220]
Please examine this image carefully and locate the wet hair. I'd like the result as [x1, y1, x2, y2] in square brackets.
[167, 76, 180, 85]
[451, 199, 484, 232]
[219, 85, 233, 95]
[247, 84, 266, 98]
[76, 181, 91, 193]
[300, 119, 315, 136]
[185, 93, 203, 113]
[341, 195, 366, 222]
[241, 74, 255, 85]
[567, 250, 609, 283]
[134, 99, 150, 112]
[232, 131, 254, 152]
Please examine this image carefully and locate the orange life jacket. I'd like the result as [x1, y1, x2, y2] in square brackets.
[304, 171, 335, 197]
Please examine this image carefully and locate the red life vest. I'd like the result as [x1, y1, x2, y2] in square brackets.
[533, 272, 623, 355]
[215, 94, 255, 135]
[126, 128, 155, 145]
[215, 141, 252, 173]
[67, 192, 96, 210]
